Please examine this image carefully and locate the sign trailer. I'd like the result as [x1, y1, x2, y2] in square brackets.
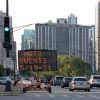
[18, 50, 57, 73]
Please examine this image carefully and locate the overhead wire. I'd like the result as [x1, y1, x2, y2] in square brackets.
[12, 23, 35, 32]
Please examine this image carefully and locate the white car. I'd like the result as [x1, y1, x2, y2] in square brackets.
[89, 75, 100, 88]
[0, 76, 14, 85]
[69, 77, 90, 91]
[18, 78, 32, 88]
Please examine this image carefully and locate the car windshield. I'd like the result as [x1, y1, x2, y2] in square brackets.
[65, 77, 72, 81]
[74, 78, 87, 81]
[56, 77, 63, 80]
[93, 76, 100, 79]
[46, 76, 52, 81]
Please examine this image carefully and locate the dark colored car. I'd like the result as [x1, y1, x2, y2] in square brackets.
[61, 77, 72, 88]
[53, 76, 63, 86]
[50, 78, 54, 85]
[44, 76, 53, 84]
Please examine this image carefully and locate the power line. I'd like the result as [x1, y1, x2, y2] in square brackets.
[13, 23, 35, 32]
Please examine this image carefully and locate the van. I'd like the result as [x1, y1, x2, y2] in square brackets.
[89, 75, 100, 88]
[53, 76, 63, 86]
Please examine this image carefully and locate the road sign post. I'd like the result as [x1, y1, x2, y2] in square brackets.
[4, 58, 13, 76]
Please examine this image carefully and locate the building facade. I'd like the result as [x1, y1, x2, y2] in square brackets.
[67, 13, 77, 25]
[35, 22, 56, 50]
[21, 29, 36, 50]
[35, 21, 95, 73]
[57, 18, 67, 24]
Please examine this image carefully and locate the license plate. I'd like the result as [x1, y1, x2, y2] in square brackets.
[80, 83, 83, 85]
[80, 82, 86, 86]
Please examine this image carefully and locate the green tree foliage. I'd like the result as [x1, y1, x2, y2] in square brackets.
[57, 55, 92, 76]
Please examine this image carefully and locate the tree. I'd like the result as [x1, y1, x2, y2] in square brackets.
[57, 55, 91, 76]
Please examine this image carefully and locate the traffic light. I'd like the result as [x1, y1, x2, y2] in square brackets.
[4, 16, 10, 43]
[3, 16, 12, 57]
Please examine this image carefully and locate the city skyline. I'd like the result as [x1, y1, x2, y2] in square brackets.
[0, 0, 98, 50]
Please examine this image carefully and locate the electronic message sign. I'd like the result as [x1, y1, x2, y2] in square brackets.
[18, 50, 57, 72]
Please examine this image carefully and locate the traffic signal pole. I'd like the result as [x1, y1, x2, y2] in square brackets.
[3, 0, 11, 76]
[3, 0, 12, 57]
[4, 0, 12, 92]
[5, 0, 16, 86]
[6, 0, 9, 17]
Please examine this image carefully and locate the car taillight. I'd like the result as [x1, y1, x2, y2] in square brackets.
[64, 80, 66, 82]
[72, 81, 76, 84]
[87, 81, 90, 85]
[92, 79, 95, 82]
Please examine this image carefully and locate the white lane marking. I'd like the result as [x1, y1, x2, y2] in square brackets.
[75, 95, 85, 97]
[89, 95, 100, 99]
[53, 91, 100, 94]
[62, 94, 70, 97]
[48, 94, 55, 97]
[34, 94, 40, 97]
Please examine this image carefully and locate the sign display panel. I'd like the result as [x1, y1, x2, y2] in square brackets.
[18, 50, 57, 72]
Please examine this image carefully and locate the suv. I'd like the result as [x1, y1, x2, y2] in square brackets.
[61, 77, 72, 88]
[43, 76, 53, 84]
[53, 76, 63, 86]
[89, 75, 100, 88]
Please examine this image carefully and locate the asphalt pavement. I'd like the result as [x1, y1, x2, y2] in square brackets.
[0, 86, 100, 100]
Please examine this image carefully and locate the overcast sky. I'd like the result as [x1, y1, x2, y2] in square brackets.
[0, 0, 99, 50]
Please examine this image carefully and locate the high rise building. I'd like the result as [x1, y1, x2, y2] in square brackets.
[0, 11, 17, 71]
[35, 22, 56, 50]
[35, 19, 95, 73]
[21, 29, 36, 50]
[67, 13, 77, 25]
[57, 18, 67, 24]
[95, 1, 100, 72]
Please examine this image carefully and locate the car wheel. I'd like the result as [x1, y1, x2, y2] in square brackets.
[88, 89, 90, 92]
[69, 89, 71, 91]
[69, 88, 73, 91]
[53, 83, 56, 86]
[61, 85, 64, 88]
[90, 85, 92, 89]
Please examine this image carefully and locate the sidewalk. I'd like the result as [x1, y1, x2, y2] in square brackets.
[0, 85, 22, 96]
[27, 90, 48, 93]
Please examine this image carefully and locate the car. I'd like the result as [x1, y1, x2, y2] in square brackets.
[53, 76, 63, 86]
[50, 78, 55, 85]
[61, 77, 72, 88]
[0, 76, 14, 85]
[69, 77, 90, 91]
[89, 75, 100, 88]
[44, 76, 53, 84]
